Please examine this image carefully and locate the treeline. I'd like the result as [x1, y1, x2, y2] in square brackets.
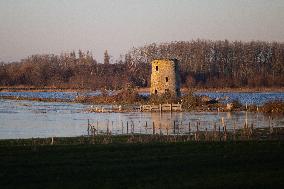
[125, 40, 284, 88]
[0, 50, 147, 89]
[0, 40, 283, 89]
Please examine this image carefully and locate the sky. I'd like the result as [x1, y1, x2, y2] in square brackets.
[0, 0, 284, 63]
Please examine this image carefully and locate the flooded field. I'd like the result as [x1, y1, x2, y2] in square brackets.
[0, 91, 284, 105]
[0, 99, 283, 139]
[197, 92, 284, 105]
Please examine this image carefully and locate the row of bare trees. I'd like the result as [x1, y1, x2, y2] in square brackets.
[125, 40, 284, 88]
[0, 40, 283, 89]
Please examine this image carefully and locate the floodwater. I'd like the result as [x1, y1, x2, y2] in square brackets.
[196, 92, 284, 105]
[1, 91, 284, 105]
[0, 99, 283, 139]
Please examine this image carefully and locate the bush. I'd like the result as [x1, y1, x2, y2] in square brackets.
[231, 100, 242, 109]
[148, 92, 179, 104]
[114, 87, 142, 104]
[261, 100, 284, 114]
[181, 92, 201, 110]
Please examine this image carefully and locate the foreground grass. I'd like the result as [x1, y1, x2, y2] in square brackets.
[0, 140, 284, 189]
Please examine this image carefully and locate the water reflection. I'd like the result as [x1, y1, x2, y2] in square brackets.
[0, 99, 283, 139]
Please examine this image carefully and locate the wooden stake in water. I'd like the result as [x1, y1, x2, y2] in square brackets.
[96, 121, 99, 135]
[233, 122, 236, 141]
[131, 121, 134, 134]
[205, 128, 208, 141]
[214, 123, 217, 140]
[196, 122, 199, 141]
[224, 124, 227, 141]
[145, 121, 148, 134]
[177, 122, 179, 135]
[250, 123, 254, 139]
[112, 121, 114, 135]
[218, 125, 221, 141]
[87, 119, 90, 136]
[107, 120, 109, 135]
[127, 121, 129, 134]
[166, 125, 169, 136]
[188, 122, 191, 135]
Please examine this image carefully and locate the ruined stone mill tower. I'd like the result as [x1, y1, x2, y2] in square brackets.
[150, 59, 181, 97]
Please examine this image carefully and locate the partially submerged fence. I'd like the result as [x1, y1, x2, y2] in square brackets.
[87, 119, 284, 142]
[140, 103, 182, 112]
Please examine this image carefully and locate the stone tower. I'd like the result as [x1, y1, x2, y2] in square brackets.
[150, 59, 181, 97]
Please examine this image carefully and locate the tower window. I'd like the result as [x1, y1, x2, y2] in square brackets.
[155, 89, 158, 94]
[156, 66, 158, 71]
[165, 77, 168, 82]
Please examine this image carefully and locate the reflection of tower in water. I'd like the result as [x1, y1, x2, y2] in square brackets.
[150, 112, 183, 134]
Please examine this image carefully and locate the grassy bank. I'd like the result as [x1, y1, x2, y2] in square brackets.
[0, 139, 284, 189]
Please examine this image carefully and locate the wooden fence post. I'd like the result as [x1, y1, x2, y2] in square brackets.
[107, 120, 109, 135]
[127, 121, 129, 134]
[131, 121, 134, 134]
[87, 119, 90, 136]
[196, 122, 199, 141]
[224, 124, 227, 141]
[213, 123, 216, 141]
[166, 125, 169, 136]
[177, 122, 180, 135]
[218, 125, 221, 141]
[145, 121, 148, 134]
[233, 122, 236, 141]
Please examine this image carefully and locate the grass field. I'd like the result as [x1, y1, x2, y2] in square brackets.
[0, 140, 284, 189]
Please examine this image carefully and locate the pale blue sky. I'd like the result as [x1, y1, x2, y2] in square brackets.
[0, 0, 283, 62]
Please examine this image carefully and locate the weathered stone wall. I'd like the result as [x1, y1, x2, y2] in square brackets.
[150, 59, 181, 97]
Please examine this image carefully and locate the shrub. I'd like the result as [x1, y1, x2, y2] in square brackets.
[148, 92, 179, 104]
[114, 87, 142, 104]
[261, 100, 284, 114]
[181, 91, 201, 110]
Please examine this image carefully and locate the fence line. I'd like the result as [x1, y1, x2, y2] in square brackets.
[87, 119, 284, 141]
[140, 103, 182, 112]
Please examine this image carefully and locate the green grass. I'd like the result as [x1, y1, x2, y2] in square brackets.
[0, 140, 284, 189]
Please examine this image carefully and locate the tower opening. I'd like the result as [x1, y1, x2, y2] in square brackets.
[165, 77, 168, 82]
[156, 66, 158, 71]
